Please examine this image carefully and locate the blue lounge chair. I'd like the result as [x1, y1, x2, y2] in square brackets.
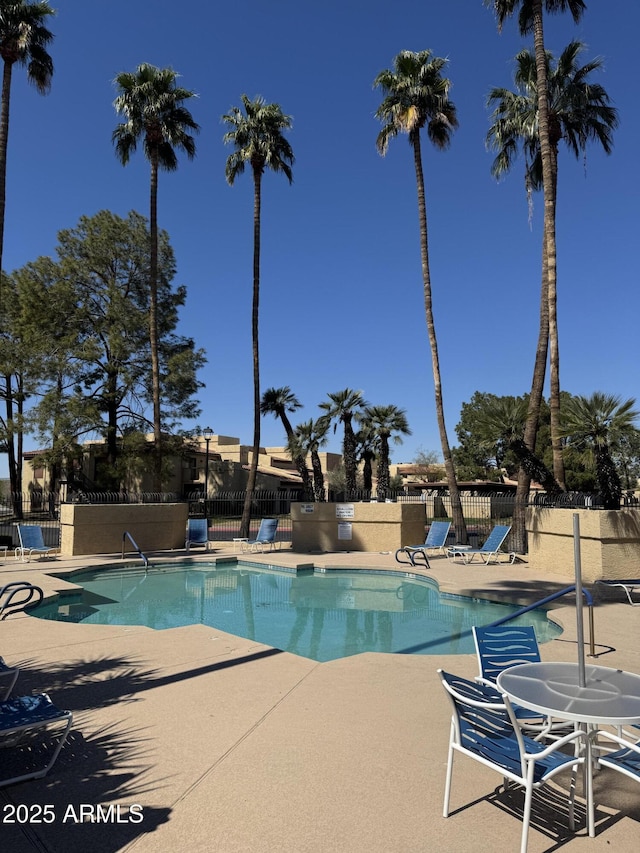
[438, 670, 586, 853]
[595, 578, 640, 606]
[447, 524, 515, 565]
[0, 693, 73, 787]
[15, 525, 57, 562]
[241, 518, 280, 552]
[395, 520, 451, 567]
[185, 518, 210, 552]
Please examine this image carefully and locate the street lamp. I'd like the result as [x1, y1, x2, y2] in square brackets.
[202, 427, 214, 499]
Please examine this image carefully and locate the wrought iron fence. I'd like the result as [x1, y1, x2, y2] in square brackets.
[0, 487, 608, 553]
[0, 492, 62, 550]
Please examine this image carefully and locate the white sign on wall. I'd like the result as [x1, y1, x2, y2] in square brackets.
[300, 504, 315, 513]
[338, 522, 353, 540]
[336, 504, 355, 519]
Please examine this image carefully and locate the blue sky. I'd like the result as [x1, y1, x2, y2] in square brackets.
[3, 0, 638, 474]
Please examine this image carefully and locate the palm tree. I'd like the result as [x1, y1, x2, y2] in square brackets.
[112, 63, 199, 489]
[486, 0, 586, 548]
[291, 418, 330, 502]
[360, 405, 411, 501]
[260, 386, 312, 496]
[560, 393, 638, 510]
[487, 38, 618, 546]
[320, 389, 367, 500]
[0, 1, 54, 311]
[223, 95, 294, 537]
[374, 50, 467, 543]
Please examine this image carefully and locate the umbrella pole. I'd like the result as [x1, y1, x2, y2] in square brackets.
[573, 513, 586, 687]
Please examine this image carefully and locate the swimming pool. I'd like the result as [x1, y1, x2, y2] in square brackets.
[32, 561, 561, 662]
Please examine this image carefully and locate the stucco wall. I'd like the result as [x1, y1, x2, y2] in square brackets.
[526, 507, 640, 582]
[60, 503, 189, 556]
[291, 502, 426, 552]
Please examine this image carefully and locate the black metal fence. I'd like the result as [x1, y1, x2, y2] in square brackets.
[0, 488, 609, 552]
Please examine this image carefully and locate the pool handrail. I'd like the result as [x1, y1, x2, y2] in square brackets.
[0, 581, 44, 620]
[121, 531, 150, 568]
[487, 584, 595, 657]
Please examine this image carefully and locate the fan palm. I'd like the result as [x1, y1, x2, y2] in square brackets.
[487, 41, 618, 489]
[374, 49, 467, 542]
[223, 95, 294, 536]
[360, 405, 411, 501]
[0, 0, 54, 310]
[291, 417, 330, 502]
[320, 389, 367, 500]
[488, 39, 617, 545]
[112, 63, 199, 488]
[560, 393, 638, 510]
[485, 0, 586, 549]
[260, 386, 311, 496]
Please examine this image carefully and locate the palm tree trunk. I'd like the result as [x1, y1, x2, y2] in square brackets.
[0, 59, 13, 311]
[532, 1, 565, 492]
[547, 145, 565, 489]
[149, 155, 162, 490]
[514, 218, 551, 552]
[412, 135, 467, 544]
[280, 411, 312, 496]
[240, 169, 262, 537]
[311, 450, 325, 502]
[376, 436, 390, 501]
[343, 417, 357, 499]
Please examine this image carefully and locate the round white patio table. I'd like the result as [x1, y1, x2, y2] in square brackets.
[497, 661, 640, 838]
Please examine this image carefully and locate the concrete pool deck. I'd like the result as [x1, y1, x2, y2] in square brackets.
[1, 545, 639, 852]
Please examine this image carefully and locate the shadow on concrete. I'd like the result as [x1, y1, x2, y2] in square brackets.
[1, 646, 283, 852]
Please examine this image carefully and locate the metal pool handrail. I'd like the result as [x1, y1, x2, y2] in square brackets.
[0, 581, 44, 620]
[121, 531, 150, 568]
[487, 584, 595, 657]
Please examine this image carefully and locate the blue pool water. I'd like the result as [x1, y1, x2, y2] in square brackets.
[32, 562, 561, 662]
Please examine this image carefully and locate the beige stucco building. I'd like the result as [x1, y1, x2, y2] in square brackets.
[21, 433, 342, 497]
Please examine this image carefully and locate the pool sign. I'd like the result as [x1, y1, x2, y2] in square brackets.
[338, 522, 353, 540]
[336, 504, 355, 519]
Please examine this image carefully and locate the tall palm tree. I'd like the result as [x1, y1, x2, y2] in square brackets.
[260, 385, 311, 496]
[291, 417, 330, 502]
[486, 0, 586, 548]
[112, 63, 199, 489]
[223, 95, 294, 536]
[320, 388, 367, 500]
[487, 39, 618, 545]
[360, 405, 411, 501]
[0, 1, 54, 311]
[560, 393, 638, 510]
[374, 49, 467, 542]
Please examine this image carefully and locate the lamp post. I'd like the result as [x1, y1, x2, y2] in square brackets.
[202, 427, 214, 502]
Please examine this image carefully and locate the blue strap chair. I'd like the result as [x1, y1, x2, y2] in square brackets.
[0, 693, 73, 787]
[595, 729, 640, 782]
[472, 625, 567, 738]
[447, 524, 515, 564]
[15, 525, 57, 562]
[241, 518, 280, 552]
[185, 518, 210, 552]
[439, 670, 586, 853]
[395, 520, 451, 567]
